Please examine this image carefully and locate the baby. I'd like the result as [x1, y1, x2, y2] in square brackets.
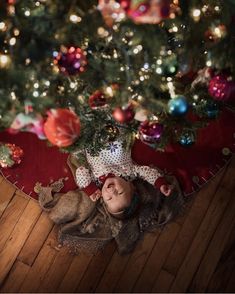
[75, 140, 173, 217]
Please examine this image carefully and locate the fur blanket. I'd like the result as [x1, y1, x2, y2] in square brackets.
[34, 155, 185, 254]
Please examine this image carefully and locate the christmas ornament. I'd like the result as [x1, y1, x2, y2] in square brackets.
[179, 131, 195, 146]
[208, 74, 235, 101]
[9, 113, 46, 139]
[139, 120, 163, 144]
[121, 0, 171, 24]
[98, 0, 173, 26]
[44, 109, 81, 147]
[89, 90, 107, 109]
[112, 104, 135, 123]
[54, 47, 87, 75]
[104, 125, 120, 141]
[168, 96, 189, 116]
[0, 143, 23, 168]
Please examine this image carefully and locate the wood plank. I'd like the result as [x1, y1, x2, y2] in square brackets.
[163, 167, 227, 276]
[225, 266, 235, 293]
[0, 199, 41, 285]
[17, 212, 54, 266]
[19, 227, 59, 293]
[95, 250, 130, 293]
[206, 221, 235, 292]
[113, 231, 160, 293]
[151, 269, 174, 293]
[37, 247, 74, 293]
[76, 241, 116, 293]
[0, 260, 30, 293]
[0, 195, 29, 252]
[132, 222, 180, 293]
[169, 159, 235, 293]
[57, 253, 93, 293]
[189, 190, 235, 292]
[0, 178, 16, 218]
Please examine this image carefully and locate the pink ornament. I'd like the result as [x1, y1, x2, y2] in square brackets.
[208, 74, 235, 101]
[54, 47, 87, 76]
[139, 121, 163, 143]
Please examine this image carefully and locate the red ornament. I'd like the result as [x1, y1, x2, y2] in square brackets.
[112, 104, 135, 123]
[121, 0, 171, 24]
[139, 120, 164, 144]
[44, 109, 81, 147]
[208, 74, 235, 101]
[89, 90, 107, 109]
[98, 0, 173, 26]
[54, 47, 87, 75]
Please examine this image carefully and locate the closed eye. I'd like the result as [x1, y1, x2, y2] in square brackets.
[118, 191, 124, 195]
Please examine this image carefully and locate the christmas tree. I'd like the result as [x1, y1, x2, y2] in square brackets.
[0, 0, 235, 155]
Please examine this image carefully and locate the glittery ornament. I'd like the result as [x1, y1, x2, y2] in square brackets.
[89, 90, 107, 109]
[54, 47, 87, 75]
[179, 131, 195, 146]
[139, 120, 163, 144]
[0, 143, 23, 168]
[208, 74, 235, 101]
[112, 104, 135, 123]
[44, 109, 81, 147]
[121, 0, 171, 24]
[104, 125, 120, 141]
[168, 96, 189, 116]
[98, 0, 172, 26]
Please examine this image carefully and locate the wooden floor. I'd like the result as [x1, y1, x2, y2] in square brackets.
[0, 157, 235, 293]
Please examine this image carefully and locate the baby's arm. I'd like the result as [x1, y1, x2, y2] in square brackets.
[134, 164, 173, 196]
[75, 152, 101, 201]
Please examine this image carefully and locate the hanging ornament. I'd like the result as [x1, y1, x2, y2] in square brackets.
[120, 0, 172, 24]
[98, 0, 174, 26]
[208, 74, 235, 101]
[53, 47, 87, 75]
[0, 143, 23, 168]
[112, 104, 135, 123]
[104, 125, 120, 141]
[179, 131, 195, 146]
[168, 95, 189, 116]
[44, 109, 81, 147]
[138, 120, 164, 144]
[89, 90, 108, 109]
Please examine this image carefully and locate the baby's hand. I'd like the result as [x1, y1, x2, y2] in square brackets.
[90, 189, 102, 202]
[160, 184, 173, 197]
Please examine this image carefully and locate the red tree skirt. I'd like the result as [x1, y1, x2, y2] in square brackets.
[0, 131, 77, 199]
[132, 108, 235, 195]
[0, 108, 235, 199]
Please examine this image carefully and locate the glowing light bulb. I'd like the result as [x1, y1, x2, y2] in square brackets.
[191, 9, 201, 21]
[0, 54, 11, 68]
[69, 14, 82, 23]
[9, 37, 16, 46]
[0, 22, 7, 31]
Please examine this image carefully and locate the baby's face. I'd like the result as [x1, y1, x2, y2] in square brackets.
[102, 177, 133, 214]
